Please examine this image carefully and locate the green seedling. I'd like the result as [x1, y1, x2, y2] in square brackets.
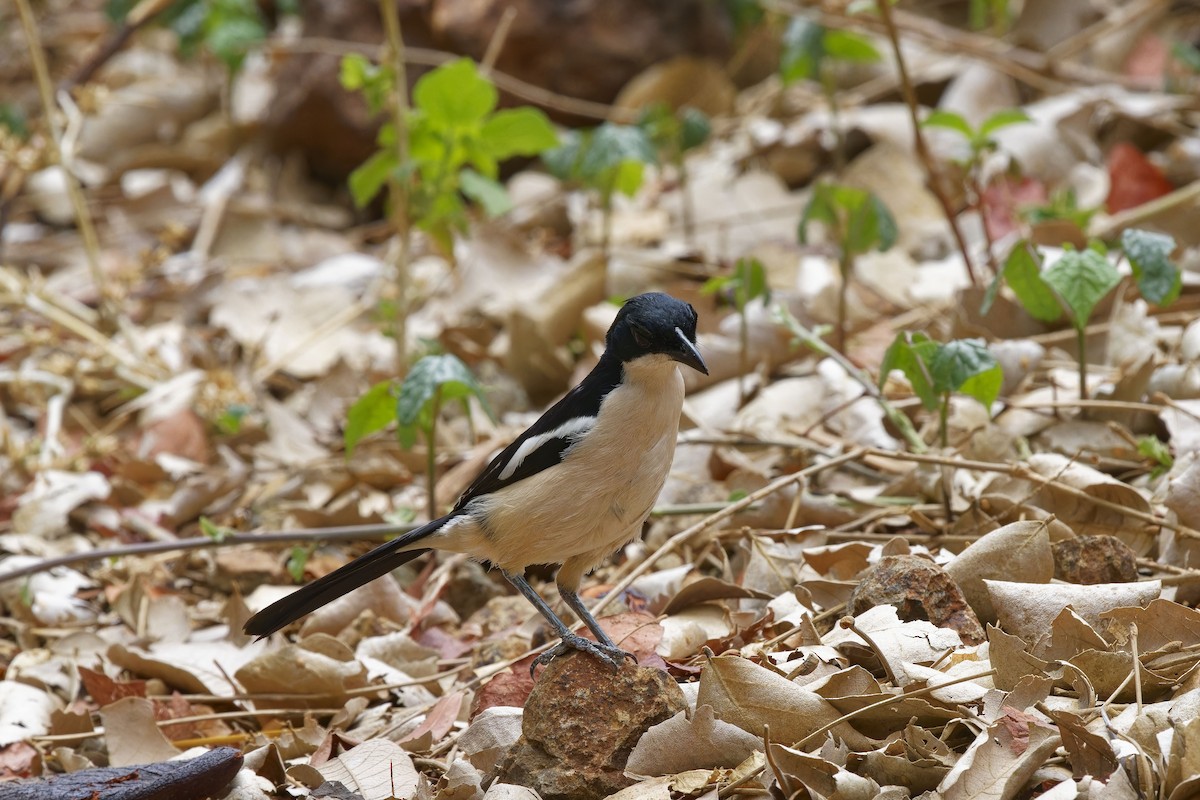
[703, 257, 770, 406]
[543, 122, 657, 260]
[638, 104, 711, 243]
[345, 354, 495, 520]
[1137, 436, 1173, 480]
[1021, 187, 1098, 231]
[286, 545, 312, 584]
[799, 182, 897, 353]
[880, 333, 1002, 449]
[106, 0, 269, 75]
[781, 17, 880, 171]
[198, 515, 234, 543]
[345, 56, 558, 253]
[983, 231, 1180, 409]
[922, 107, 1030, 270]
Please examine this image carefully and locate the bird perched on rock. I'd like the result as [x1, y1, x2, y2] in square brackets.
[245, 292, 707, 671]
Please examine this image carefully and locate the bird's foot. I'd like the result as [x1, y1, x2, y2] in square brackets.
[530, 633, 635, 676]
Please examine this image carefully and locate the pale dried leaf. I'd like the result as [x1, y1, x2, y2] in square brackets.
[626, 705, 762, 776]
[945, 520, 1054, 624]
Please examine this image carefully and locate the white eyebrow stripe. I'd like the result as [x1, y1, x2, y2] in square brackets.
[497, 416, 597, 481]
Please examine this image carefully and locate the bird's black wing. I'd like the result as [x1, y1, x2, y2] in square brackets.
[453, 357, 622, 509]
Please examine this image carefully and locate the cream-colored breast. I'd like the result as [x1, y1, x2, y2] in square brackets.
[456, 355, 685, 571]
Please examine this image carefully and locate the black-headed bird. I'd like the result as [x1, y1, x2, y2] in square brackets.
[244, 292, 707, 671]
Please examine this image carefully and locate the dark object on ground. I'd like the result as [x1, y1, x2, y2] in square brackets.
[3, 746, 243, 800]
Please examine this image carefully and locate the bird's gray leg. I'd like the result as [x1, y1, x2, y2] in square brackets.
[502, 570, 625, 674]
[558, 587, 636, 665]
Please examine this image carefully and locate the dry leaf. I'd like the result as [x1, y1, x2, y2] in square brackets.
[626, 705, 762, 776]
[945, 520, 1054, 624]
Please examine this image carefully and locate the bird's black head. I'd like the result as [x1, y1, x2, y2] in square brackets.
[606, 292, 708, 375]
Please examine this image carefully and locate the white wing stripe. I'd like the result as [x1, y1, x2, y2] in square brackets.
[497, 416, 596, 481]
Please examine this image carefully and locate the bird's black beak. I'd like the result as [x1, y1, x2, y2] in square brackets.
[671, 327, 708, 375]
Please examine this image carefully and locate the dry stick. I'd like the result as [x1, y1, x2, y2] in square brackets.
[480, 7, 517, 73]
[875, 0, 978, 287]
[279, 38, 629, 123]
[1090, 180, 1200, 240]
[1048, 0, 1170, 62]
[378, 0, 412, 378]
[0, 495, 761, 585]
[590, 448, 867, 617]
[864, 447, 1200, 541]
[63, 0, 175, 88]
[14, 0, 113, 327]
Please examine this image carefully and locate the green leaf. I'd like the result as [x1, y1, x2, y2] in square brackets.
[780, 17, 826, 83]
[1042, 247, 1121, 329]
[978, 108, 1031, 139]
[340, 53, 370, 90]
[1172, 41, 1200, 73]
[880, 332, 939, 410]
[204, 14, 264, 72]
[579, 124, 657, 178]
[1121, 228, 1180, 306]
[480, 107, 559, 159]
[798, 183, 896, 255]
[823, 29, 881, 63]
[199, 516, 232, 543]
[344, 380, 397, 456]
[460, 168, 512, 216]
[413, 58, 497, 126]
[921, 110, 973, 139]
[678, 108, 712, 152]
[611, 159, 646, 197]
[735, 257, 771, 308]
[1001, 242, 1062, 322]
[542, 130, 583, 181]
[395, 354, 493, 449]
[1137, 435, 1172, 465]
[851, 192, 897, 254]
[286, 546, 310, 583]
[930, 339, 1001, 409]
[348, 150, 397, 208]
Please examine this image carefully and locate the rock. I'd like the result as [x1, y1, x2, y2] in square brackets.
[1052, 535, 1139, 585]
[497, 653, 687, 800]
[849, 555, 985, 645]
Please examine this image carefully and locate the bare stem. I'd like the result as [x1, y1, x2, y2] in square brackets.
[875, 0, 979, 287]
[15, 0, 114, 325]
[379, 0, 412, 377]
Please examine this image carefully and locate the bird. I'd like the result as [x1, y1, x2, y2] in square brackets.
[244, 292, 708, 672]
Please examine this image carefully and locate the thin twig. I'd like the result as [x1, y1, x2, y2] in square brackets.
[276, 38, 633, 123]
[592, 448, 867, 617]
[875, 0, 978, 286]
[15, 0, 113, 326]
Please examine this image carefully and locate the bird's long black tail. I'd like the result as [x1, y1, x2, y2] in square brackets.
[243, 516, 448, 638]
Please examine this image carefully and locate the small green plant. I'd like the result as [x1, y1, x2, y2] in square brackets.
[798, 183, 897, 353]
[983, 230, 1180, 408]
[1021, 187, 1098, 231]
[345, 353, 495, 519]
[780, 18, 880, 171]
[198, 515, 234, 543]
[0, 105, 29, 140]
[922, 107, 1030, 269]
[543, 122, 657, 259]
[106, 0, 269, 74]
[638, 104, 711, 243]
[880, 333, 1003, 449]
[344, 56, 559, 253]
[286, 545, 312, 584]
[703, 257, 770, 406]
[1137, 436, 1173, 479]
[968, 0, 1013, 33]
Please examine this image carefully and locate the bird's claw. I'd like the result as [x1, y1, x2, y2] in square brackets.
[530, 633, 634, 676]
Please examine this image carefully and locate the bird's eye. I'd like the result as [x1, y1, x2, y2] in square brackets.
[631, 323, 652, 348]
